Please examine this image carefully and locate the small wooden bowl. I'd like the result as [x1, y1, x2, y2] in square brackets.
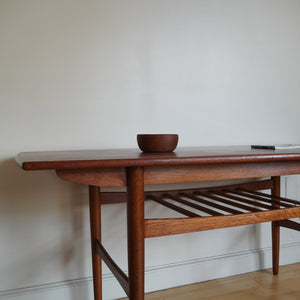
[137, 134, 178, 153]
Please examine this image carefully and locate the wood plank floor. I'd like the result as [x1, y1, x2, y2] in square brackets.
[121, 263, 300, 299]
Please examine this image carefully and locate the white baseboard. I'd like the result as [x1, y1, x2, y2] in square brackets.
[1, 242, 300, 300]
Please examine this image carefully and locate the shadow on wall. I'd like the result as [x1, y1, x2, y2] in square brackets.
[0, 158, 91, 300]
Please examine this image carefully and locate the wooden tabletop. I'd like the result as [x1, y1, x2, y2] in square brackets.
[16, 146, 300, 171]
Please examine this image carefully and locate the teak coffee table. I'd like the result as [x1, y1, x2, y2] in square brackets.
[16, 146, 300, 300]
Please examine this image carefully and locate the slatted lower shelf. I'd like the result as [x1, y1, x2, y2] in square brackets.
[144, 185, 300, 238]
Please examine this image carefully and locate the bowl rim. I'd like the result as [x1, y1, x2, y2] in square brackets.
[137, 134, 178, 137]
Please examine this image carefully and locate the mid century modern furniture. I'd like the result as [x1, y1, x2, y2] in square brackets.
[16, 146, 300, 300]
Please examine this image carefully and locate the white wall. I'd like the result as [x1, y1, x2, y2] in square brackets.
[1, 1, 300, 299]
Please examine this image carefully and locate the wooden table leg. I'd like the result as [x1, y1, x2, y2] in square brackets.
[89, 185, 102, 300]
[271, 176, 280, 275]
[127, 167, 145, 300]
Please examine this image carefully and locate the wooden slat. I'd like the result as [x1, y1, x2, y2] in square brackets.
[225, 189, 293, 208]
[144, 206, 300, 238]
[212, 190, 272, 210]
[163, 193, 223, 216]
[180, 192, 243, 214]
[96, 240, 129, 296]
[194, 191, 263, 213]
[146, 195, 199, 218]
[277, 219, 300, 231]
[238, 189, 294, 208]
[238, 188, 300, 205]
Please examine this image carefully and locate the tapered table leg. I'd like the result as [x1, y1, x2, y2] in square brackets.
[89, 185, 102, 300]
[127, 167, 145, 300]
[271, 176, 280, 275]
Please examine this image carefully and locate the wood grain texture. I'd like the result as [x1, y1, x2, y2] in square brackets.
[16, 146, 300, 170]
[271, 176, 281, 275]
[127, 167, 145, 300]
[120, 263, 300, 300]
[89, 186, 102, 300]
[144, 206, 300, 238]
[99, 179, 273, 204]
[144, 161, 300, 184]
[55, 160, 298, 187]
[56, 168, 126, 187]
[16, 146, 300, 300]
